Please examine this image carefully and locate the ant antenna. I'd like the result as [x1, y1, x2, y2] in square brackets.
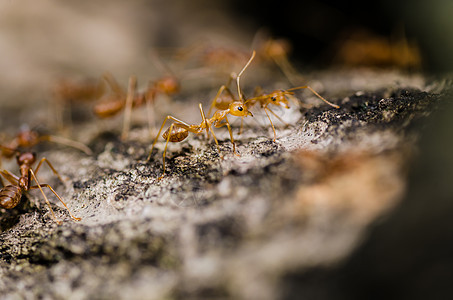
[286, 85, 340, 108]
[236, 50, 256, 101]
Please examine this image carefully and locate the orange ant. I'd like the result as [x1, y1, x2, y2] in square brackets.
[93, 72, 180, 140]
[244, 85, 340, 141]
[146, 101, 252, 180]
[0, 146, 81, 224]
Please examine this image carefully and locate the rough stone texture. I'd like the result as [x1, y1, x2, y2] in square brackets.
[0, 65, 448, 299]
[0, 1, 452, 299]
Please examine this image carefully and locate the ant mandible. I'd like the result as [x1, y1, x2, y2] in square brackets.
[0, 146, 81, 224]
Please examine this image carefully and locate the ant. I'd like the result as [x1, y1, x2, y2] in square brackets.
[147, 52, 257, 179]
[0, 146, 81, 224]
[244, 85, 340, 141]
[93, 71, 180, 140]
[207, 52, 339, 141]
[0, 127, 92, 167]
[146, 101, 252, 180]
[172, 33, 303, 85]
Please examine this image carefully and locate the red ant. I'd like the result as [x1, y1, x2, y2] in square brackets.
[0, 146, 81, 224]
[0, 127, 92, 166]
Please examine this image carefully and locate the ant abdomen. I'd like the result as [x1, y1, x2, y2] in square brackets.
[93, 99, 125, 118]
[162, 126, 189, 142]
[0, 185, 22, 209]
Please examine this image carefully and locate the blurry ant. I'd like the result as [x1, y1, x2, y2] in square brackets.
[171, 33, 303, 85]
[93, 71, 180, 140]
[252, 32, 303, 86]
[0, 126, 92, 166]
[53, 76, 106, 130]
[0, 146, 81, 224]
[146, 101, 252, 180]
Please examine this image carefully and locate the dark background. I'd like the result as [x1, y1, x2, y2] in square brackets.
[227, 0, 453, 72]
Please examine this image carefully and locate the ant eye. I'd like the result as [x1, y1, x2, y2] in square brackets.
[238, 106, 243, 111]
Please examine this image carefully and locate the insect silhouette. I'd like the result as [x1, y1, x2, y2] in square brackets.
[0, 146, 81, 224]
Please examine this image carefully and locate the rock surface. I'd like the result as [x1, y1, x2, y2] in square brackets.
[0, 66, 448, 299]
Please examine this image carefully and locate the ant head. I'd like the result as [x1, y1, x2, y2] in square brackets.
[268, 90, 291, 109]
[17, 129, 40, 147]
[16, 152, 36, 165]
[155, 76, 180, 95]
[229, 101, 253, 117]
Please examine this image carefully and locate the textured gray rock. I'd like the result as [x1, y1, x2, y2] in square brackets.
[0, 66, 446, 299]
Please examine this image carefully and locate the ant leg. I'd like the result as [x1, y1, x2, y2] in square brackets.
[238, 117, 244, 135]
[200, 104, 222, 157]
[102, 72, 125, 96]
[286, 93, 300, 107]
[147, 115, 192, 162]
[214, 116, 237, 155]
[28, 169, 62, 224]
[199, 103, 210, 138]
[263, 107, 277, 142]
[0, 170, 19, 186]
[30, 170, 81, 222]
[224, 116, 238, 155]
[289, 86, 339, 108]
[208, 84, 236, 117]
[121, 75, 137, 141]
[207, 123, 223, 159]
[267, 107, 289, 127]
[42, 135, 93, 155]
[305, 86, 339, 108]
[34, 157, 66, 186]
[158, 123, 176, 180]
